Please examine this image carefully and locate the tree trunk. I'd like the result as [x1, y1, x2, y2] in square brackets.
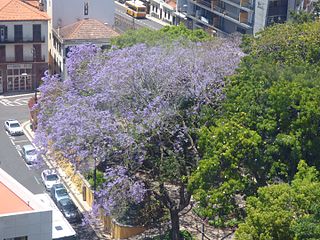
[170, 209, 180, 240]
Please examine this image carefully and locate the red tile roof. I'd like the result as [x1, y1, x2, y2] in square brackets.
[58, 18, 119, 40]
[0, 0, 49, 21]
[166, 0, 176, 8]
[0, 181, 33, 214]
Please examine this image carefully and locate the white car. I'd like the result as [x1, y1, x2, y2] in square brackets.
[41, 169, 61, 191]
[21, 144, 37, 165]
[4, 119, 24, 136]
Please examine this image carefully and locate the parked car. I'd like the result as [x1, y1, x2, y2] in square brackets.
[50, 183, 69, 203]
[56, 198, 81, 223]
[21, 144, 37, 165]
[41, 169, 61, 191]
[4, 119, 24, 136]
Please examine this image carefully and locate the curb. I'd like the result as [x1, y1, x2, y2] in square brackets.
[22, 120, 111, 239]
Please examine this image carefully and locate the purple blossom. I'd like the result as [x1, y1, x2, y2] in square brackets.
[34, 37, 244, 222]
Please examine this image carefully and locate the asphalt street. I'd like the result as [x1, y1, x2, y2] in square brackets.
[0, 93, 44, 194]
[114, 1, 166, 32]
[0, 93, 100, 240]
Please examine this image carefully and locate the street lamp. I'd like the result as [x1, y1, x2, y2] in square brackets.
[93, 157, 97, 191]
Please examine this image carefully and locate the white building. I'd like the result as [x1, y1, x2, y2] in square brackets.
[51, 18, 119, 79]
[43, 0, 116, 75]
[0, 168, 52, 240]
[149, 0, 177, 24]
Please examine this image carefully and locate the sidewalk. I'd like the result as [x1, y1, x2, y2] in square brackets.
[22, 121, 110, 239]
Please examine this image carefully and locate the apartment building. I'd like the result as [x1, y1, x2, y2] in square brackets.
[51, 18, 119, 79]
[0, 0, 49, 93]
[43, 0, 115, 76]
[186, 0, 308, 35]
[0, 168, 52, 240]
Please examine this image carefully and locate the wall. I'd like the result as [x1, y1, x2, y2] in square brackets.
[253, 0, 268, 35]
[102, 214, 146, 239]
[0, 211, 52, 240]
[1, 20, 48, 61]
[48, 0, 115, 28]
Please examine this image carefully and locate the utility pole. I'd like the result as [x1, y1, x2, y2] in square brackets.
[132, 0, 136, 29]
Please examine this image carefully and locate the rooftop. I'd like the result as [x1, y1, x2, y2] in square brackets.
[0, 0, 49, 21]
[0, 181, 33, 214]
[58, 18, 119, 41]
[0, 168, 49, 216]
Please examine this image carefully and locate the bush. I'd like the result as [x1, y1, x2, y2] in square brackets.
[84, 169, 105, 189]
[150, 229, 195, 240]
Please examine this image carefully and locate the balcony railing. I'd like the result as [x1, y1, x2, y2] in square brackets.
[1, 55, 46, 63]
[191, 0, 252, 25]
[0, 36, 46, 44]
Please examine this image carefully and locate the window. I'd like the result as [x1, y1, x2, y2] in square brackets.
[33, 24, 41, 42]
[15, 45, 23, 62]
[0, 25, 7, 42]
[14, 25, 23, 42]
[33, 44, 42, 61]
[84, 2, 89, 15]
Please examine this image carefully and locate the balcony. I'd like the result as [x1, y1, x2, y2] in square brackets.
[220, 0, 254, 10]
[0, 36, 46, 44]
[190, 0, 252, 27]
[1, 55, 46, 63]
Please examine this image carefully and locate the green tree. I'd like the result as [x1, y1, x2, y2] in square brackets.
[235, 161, 320, 240]
[188, 120, 263, 225]
[111, 24, 212, 48]
[190, 21, 320, 225]
[243, 21, 320, 64]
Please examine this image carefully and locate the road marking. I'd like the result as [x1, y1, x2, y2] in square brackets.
[34, 176, 40, 184]
[14, 139, 29, 143]
[10, 138, 15, 145]
[1, 93, 34, 99]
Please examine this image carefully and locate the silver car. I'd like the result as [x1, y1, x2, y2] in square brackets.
[4, 119, 24, 136]
[50, 183, 69, 203]
[21, 145, 37, 165]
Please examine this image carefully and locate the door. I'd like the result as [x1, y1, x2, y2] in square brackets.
[0, 70, 3, 93]
[15, 45, 23, 62]
[0, 45, 5, 62]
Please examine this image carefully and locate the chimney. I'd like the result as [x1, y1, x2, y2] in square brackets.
[39, 0, 44, 11]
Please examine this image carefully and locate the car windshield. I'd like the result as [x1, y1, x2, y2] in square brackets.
[10, 123, 20, 128]
[56, 188, 68, 197]
[26, 149, 36, 155]
[46, 174, 59, 181]
[60, 199, 77, 211]
[64, 202, 77, 212]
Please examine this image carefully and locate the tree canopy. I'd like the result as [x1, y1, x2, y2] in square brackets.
[35, 36, 243, 239]
[189, 21, 320, 226]
[235, 161, 320, 240]
[111, 24, 212, 48]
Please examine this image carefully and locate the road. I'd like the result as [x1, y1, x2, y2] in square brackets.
[0, 93, 100, 240]
[114, 1, 167, 32]
[0, 93, 44, 193]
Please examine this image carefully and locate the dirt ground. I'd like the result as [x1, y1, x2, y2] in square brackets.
[129, 207, 235, 240]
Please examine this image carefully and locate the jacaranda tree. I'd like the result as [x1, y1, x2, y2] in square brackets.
[35, 37, 243, 239]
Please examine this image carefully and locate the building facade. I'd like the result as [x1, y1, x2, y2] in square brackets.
[149, 0, 177, 24]
[185, 0, 311, 35]
[0, 0, 49, 93]
[50, 18, 119, 79]
[44, 0, 116, 75]
[0, 168, 52, 240]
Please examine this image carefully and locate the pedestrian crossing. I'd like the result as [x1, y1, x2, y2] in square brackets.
[0, 97, 30, 106]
